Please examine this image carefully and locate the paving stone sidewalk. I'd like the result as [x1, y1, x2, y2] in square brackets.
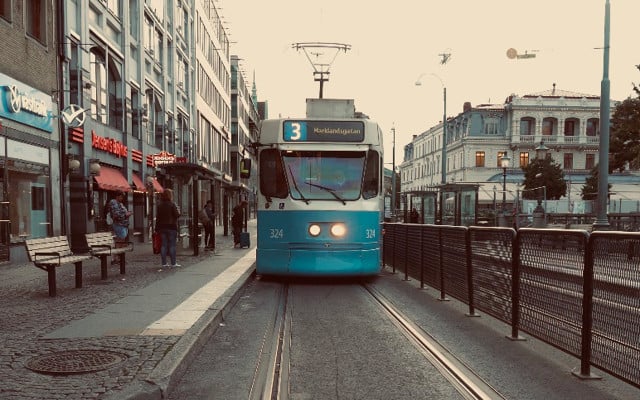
[0, 226, 240, 400]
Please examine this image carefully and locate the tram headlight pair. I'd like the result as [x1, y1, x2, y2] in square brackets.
[308, 223, 347, 238]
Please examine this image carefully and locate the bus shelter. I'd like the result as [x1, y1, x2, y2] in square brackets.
[401, 184, 479, 226]
[439, 183, 479, 226]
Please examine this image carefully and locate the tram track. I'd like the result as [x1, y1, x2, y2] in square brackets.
[249, 283, 291, 400]
[248, 280, 505, 400]
[363, 283, 507, 400]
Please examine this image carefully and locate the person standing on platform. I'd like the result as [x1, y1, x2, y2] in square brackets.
[232, 200, 247, 248]
[199, 200, 215, 250]
[156, 188, 181, 268]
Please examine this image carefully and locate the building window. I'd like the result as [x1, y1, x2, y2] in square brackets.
[586, 118, 599, 136]
[107, 0, 120, 17]
[519, 152, 529, 168]
[484, 117, 498, 135]
[520, 117, 535, 135]
[564, 119, 577, 136]
[542, 117, 556, 136]
[564, 153, 574, 169]
[25, 0, 45, 44]
[586, 154, 595, 170]
[90, 50, 107, 124]
[145, 89, 164, 148]
[475, 151, 485, 167]
[90, 47, 123, 130]
[131, 88, 141, 139]
[1, 0, 12, 22]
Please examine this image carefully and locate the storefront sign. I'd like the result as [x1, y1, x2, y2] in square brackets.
[0, 73, 53, 132]
[91, 131, 128, 157]
[152, 151, 187, 166]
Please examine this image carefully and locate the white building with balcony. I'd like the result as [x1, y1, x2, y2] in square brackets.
[399, 86, 638, 218]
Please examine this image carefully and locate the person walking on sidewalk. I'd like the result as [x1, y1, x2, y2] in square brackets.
[232, 200, 247, 248]
[156, 188, 181, 268]
[199, 200, 215, 250]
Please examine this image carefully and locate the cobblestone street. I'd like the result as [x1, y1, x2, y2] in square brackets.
[0, 230, 236, 399]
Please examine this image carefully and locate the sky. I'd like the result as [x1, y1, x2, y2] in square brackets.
[220, 0, 639, 166]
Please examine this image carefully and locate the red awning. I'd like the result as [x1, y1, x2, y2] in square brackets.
[131, 173, 147, 193]
[93, 166, 132, 192]
[150, 177, 164, 193]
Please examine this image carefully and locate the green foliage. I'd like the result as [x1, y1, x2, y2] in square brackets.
[609, 97, 640, 172]
[581, 164, 611, 200]
[521, 157, 567, 200]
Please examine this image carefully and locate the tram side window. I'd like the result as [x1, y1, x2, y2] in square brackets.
[362, 150, 379, 199]
[260, 149, 288, 198]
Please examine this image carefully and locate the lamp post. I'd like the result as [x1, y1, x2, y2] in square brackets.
[500, 153, 510, 211]
[594, 0, 611, 230]
[416, 73, 447, 224]
[533, 141, 549, 227]
[391, 126, 396, 221]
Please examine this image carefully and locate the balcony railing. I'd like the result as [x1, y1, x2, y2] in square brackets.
[513, 134, 599, 146]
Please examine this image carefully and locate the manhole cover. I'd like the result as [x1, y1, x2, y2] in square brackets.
[25, 350, 127, 375]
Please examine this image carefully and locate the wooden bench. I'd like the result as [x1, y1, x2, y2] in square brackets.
[25, 236, 93, 297]
[85, 232, 133, 277]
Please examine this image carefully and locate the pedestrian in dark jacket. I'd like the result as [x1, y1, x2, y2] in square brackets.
[199, 200, 215, 250]
[156, 189, 181, 268]
[232, 200, 247, 248]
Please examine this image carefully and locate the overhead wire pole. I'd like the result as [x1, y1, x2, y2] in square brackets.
[594, 0, 611, 230]
[292, 42, 351, 98]
[415, 51, 450, 223]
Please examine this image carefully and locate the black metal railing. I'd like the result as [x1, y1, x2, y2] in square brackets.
[382, 223, 640, 388]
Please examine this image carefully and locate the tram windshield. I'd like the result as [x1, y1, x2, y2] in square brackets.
[282, 150, 369, 202]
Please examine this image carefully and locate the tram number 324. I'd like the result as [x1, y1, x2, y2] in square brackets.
[267, 228, 377, 239]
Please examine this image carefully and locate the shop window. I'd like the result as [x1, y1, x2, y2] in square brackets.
[7, 162, 50, 242]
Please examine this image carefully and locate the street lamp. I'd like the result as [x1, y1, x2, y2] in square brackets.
[500, 153, 510, 212]
[533, 141, 549, 227]
[415, 73, 447, 184]
[391, 126, 396, 221]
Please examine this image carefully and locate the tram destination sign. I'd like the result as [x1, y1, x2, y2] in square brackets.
[283, 120, 364, 142]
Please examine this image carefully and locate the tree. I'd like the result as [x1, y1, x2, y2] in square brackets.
[521, 156, 567, 200]
[609, 64, 640, 172]
[581, 164, 611, 201]
[609, 97, 640, 171]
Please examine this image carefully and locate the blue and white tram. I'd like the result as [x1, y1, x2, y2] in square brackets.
[256, 99, 384, 276]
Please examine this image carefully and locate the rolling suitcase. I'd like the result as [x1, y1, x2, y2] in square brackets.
[240, 231, 250, 248]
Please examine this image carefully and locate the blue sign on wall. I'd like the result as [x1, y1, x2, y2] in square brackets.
[0, 73, 54, 132]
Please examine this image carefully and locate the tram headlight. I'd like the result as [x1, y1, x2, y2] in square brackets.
[308, 223, 321, 237]
[330, 223, 347, 238]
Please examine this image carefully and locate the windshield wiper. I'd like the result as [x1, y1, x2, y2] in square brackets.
[287, 165, 309, 204]
[305, 182, 346, 205]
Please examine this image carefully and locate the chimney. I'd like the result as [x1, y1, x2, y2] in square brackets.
[463, 102, 472, 112]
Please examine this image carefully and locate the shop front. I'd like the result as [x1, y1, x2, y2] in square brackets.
[155, 153, 224, 256]
[0, 73, 58, 263]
